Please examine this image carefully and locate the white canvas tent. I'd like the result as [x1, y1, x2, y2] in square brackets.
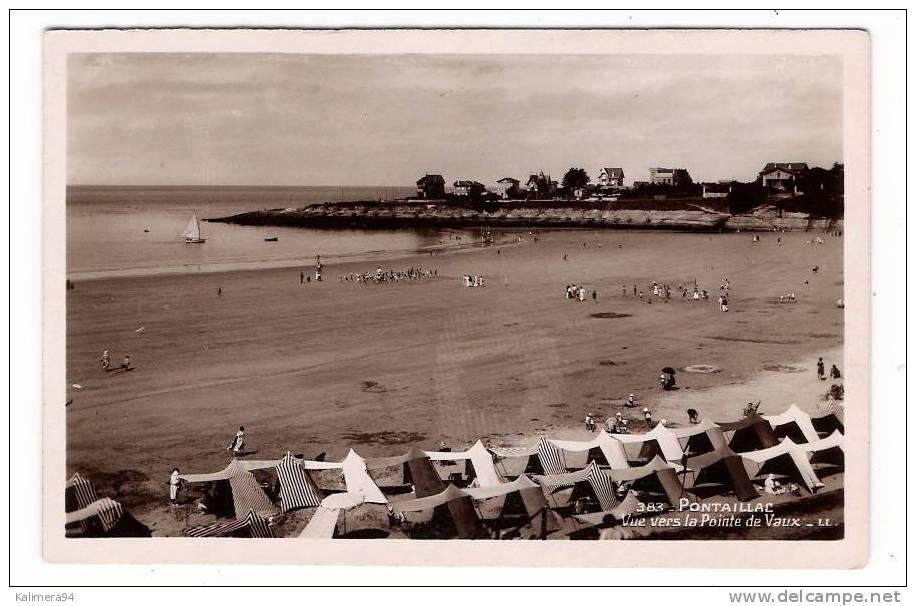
[764, 404, 821, 444]
[424, 440, 502, 487]
[341, 450, 388, 504]
[298, 493, 366, 539]
[610, 424, 684, 463]
[548, 431, 631, 469]
[740, 438, 824, 493]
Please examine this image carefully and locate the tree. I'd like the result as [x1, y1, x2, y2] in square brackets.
[561, 168, 590, 192]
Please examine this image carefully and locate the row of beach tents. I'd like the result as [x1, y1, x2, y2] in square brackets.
[65, 404, 844, 539]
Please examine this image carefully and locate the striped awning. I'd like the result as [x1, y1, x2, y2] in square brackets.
[276, 452, 323, 512]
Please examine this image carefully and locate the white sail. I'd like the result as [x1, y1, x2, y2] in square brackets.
[180, 214, 201, 240]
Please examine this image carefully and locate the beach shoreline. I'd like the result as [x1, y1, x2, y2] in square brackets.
[65, 228, 844, 537]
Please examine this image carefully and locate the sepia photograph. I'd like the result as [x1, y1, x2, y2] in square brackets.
[39, 27, 872, 569]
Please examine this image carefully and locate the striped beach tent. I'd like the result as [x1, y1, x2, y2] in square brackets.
[534, 461, 620, 511]
[185, 510, 275, 538]
[186, 517, 251, 538]
[549, 431, 631, 470]
[226, 459, 279, 519]
[276, 452, 323, 512]
[490, 436, 567, 476]
[244, 509, 275, 538]
[65, 473, 99, 511]
[65, 497, 124, 532]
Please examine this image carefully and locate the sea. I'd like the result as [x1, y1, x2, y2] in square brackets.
[66, 185, 462, 280]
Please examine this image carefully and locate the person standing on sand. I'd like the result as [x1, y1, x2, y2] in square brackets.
[592, 290, 598, 302]
[633, 285, 637, 297]
[817, 358, 825, 381]
[228, 426, 245, 454]
[169, 468, 181, 506]
[100, 350, 110, 371]
[300, 272, 304, 284]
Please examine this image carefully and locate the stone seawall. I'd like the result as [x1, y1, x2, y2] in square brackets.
[209, 202, 842, 233]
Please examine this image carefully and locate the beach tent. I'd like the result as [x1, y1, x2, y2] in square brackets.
[298, 493, 366, 539]
[799, 430, 845, 469]
[533, 460, 620, 511]
[65, 497, 151, 538]
[573, 490, 644, 528]
[65, 473, 99, 513]
[740, 438, 824, 493]
[668, 419, 728, 457]
[403, 447, 488, 539]
[275, 452, 324, 512]
[341, 450, 388, 504]
[186, 509, 274, 538]
[716, 413, 779, 453]
[425, 440, 502, 487]
[180, 459, 279, 519]
[764, 404, 821, 444]
[606, 456, 683, 508]
[549, 431, 631, 470]
[610, 424, 684, 463]
[683, 446, 760, 501]
[392, 475, 558, 538]
[811, 407, 845, 436]
[490, 436, 568, 476]
[242, 456, 344, 471]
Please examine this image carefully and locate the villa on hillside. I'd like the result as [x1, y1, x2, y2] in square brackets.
[526, 173, 558, 199]
[453, 180, 486, 197]
[759, 163, 809, 196]
[495, 177, 520, 200]
[598, 167, 625, 189]
[702, 181, 737, 198]
[416, 174, 446, 199]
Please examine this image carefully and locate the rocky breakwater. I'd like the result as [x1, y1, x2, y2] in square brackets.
[208, 201, 732, 232]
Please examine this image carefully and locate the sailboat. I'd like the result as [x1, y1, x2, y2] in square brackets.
[180, 214, 206, 244]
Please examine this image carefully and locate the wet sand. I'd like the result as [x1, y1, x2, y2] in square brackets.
[65, 229, 844, 532]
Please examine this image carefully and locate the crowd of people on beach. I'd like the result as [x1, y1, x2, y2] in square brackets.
[565, 284, 596, 302]
[339, 266, 438, 285]
[618, 278, 732, 311]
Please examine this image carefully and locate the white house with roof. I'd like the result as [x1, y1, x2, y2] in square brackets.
[598, 167, 625, 189]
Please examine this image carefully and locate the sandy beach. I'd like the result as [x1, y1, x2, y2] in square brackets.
[65, 229, 844, 534]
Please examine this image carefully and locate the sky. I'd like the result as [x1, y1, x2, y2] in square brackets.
[68, 53, 843, 187]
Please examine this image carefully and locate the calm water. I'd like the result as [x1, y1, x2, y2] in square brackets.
[67, 186, 463, 279]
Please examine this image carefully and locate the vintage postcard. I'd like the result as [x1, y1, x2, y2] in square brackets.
[43, 28, 870, 567]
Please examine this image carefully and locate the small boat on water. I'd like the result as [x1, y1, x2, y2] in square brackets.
[181, 214, 206, 243]
[264, 236, 279, 242]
